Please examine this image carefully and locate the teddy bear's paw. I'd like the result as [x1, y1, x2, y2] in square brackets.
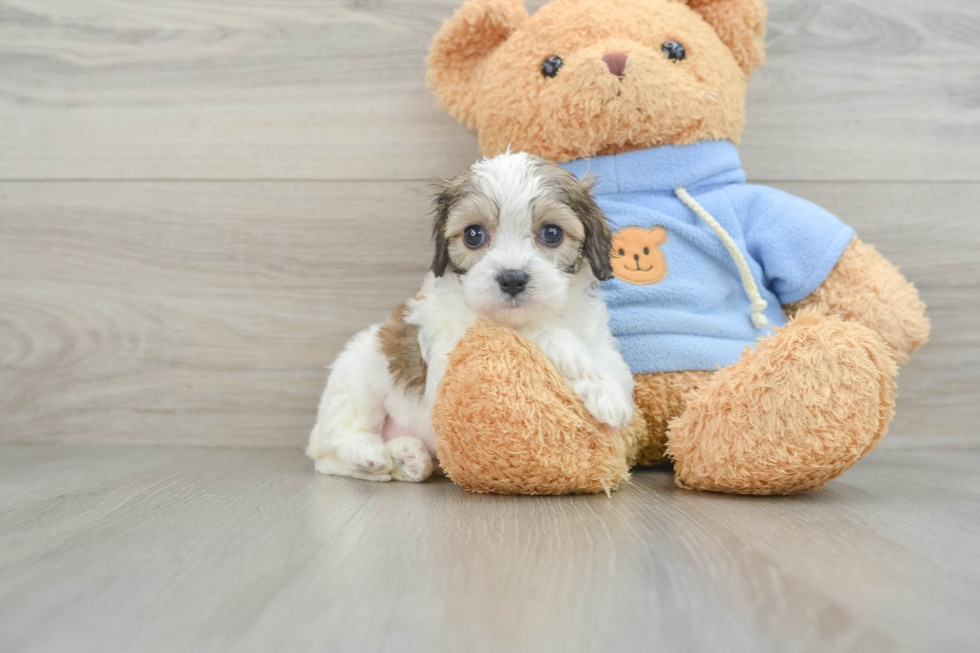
[574, 376, 634, 430]
[335, 432, 394, 476]
[386, 437, 433, 483]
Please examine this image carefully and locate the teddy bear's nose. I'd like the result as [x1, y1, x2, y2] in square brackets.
[602, 53, 628, 78]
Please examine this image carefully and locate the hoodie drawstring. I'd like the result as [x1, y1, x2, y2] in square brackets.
[675, 187, 769, 329]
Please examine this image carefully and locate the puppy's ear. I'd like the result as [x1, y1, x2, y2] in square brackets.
[430, 175, 466, 277]
[686, 0, 767, 74]
[426, 0, 529, 127]
[565, 174, 613, 282]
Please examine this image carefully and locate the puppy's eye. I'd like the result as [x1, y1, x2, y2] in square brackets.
[541, 224, 563, 247]
[662, 41, 686, 62]
[541, 56, 563, 78]
[463, 225, 485, 249]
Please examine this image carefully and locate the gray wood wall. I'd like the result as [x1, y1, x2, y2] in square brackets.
[2, 0, 978, 447]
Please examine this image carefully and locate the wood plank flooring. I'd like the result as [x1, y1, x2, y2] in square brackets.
[1, 439, 979, 653]
[1, 1, 979, 650]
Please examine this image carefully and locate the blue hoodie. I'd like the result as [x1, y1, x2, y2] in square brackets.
[560, 141, 855, 375]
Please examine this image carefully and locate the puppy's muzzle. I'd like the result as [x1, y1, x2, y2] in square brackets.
[496, 269, 529, 297]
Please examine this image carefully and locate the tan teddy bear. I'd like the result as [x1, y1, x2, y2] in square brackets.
[425, 0, 930, 495]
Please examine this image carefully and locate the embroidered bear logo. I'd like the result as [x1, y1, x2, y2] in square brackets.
[611, 226, 668, 285]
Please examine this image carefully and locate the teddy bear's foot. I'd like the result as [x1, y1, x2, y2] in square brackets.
[667, 306, 898, 495]
[432, 322, 647, 495]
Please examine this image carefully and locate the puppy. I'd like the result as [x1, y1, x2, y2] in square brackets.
[307, 152, 635, 483]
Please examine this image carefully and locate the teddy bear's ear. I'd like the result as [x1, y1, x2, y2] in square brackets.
[686, 0, 767, 74]
[426, 0, 529, 127]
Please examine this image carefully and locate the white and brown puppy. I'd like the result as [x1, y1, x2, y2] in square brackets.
[307, 152, 634, 483]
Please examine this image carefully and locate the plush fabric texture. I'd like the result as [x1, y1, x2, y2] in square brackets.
[433, 322, 648, 495]
[687, 0, 767, 73]
[632, 370, 713, 466]
[786, 238, 930, 366]
[425, 0, 930, 496]
[427, 0, 530, 128]
[667, 306, 898, 495]
[427, 0, 762, 162]
[560, 141, 856, 374]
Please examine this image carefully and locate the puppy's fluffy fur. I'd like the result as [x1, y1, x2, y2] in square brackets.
[307, 152, 634, 483]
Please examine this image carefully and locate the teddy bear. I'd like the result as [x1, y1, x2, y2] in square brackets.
[424, 0, 930, 495]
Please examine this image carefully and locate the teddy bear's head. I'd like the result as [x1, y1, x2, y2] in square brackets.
[427, 0, 767, 162]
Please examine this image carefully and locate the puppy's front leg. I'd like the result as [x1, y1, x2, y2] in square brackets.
[532, 327, 595, 381]
[531, 329, 633, 429]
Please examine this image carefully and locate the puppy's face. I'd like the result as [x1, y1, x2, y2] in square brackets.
[431, 152, 612, 328]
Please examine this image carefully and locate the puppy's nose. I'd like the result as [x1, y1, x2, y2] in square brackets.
[497, 269, 529, 297]
[602, 52, 628, 78]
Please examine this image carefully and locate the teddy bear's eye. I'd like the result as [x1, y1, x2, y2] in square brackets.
[463, 225, 485, 249]
[662, 41, 686, 62]
[618, 248, 625, 256]
[643, 247, 650, 255]
[541, 56, 563, 78]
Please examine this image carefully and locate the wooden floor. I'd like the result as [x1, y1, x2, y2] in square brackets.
[2, 438, 979, 653]
[2, 0, 980, 651]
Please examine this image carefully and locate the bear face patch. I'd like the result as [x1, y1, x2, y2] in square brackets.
[611, 226, 668, 285]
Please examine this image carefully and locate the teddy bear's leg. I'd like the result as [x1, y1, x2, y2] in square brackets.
[632, 371, 714, 467]
[667, 306, 898, 495]
[432, 322, 648, 495]
[785, 238, 929, 365]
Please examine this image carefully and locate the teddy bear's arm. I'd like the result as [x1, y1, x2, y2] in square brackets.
[784, 237, 929, 365]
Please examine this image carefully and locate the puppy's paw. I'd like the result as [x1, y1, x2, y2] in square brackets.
[336, 433, 394, 475]
[574, 377, 634, 429]
[313, 455, 392, 482]
[386, 437, 433, 483]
